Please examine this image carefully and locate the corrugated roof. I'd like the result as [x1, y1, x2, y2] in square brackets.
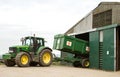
[96, 24, 119, 31]
[68, 24, 120, 36]
[99, 2, 120, 5]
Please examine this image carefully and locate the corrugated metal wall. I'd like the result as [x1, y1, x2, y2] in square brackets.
[74, 13, 93, 33]
[89, 26, 116, 71]
[112, 5, 120, 24]
[102, 28, 115, 71]
[89, 31, 99, 69]
[93, 9, 112, 28]
[93, 2, 120, 28]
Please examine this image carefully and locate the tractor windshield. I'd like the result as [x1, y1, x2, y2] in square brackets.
[22, 37, 44, 46]
[22, 38, 33, 46]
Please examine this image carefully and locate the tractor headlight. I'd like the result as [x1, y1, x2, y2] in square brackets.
[9, 47, 17, 53]
[9, 50, 13, 53]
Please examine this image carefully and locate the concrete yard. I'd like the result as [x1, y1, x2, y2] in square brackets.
[0, 65, 120, 77]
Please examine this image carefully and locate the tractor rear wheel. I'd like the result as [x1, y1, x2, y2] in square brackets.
[4, 59, 15, 67]
[15, 52, 31, 67]
[81, 59, 89, 68]
[39, 49, 53, 66]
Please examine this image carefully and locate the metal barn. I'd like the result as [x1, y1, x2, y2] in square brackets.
[88, 24, 120, 71]
[62, 2, 120, 71]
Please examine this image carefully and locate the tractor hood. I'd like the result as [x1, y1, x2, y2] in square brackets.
[9, 45, 30, 52]
[3, 45, 30, 60]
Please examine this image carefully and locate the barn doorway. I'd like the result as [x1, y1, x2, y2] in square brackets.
[116, 27, 120, 70]
[75, 32, 89, 41]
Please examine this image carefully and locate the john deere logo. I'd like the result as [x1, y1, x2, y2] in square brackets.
[66, 41, 72, 46]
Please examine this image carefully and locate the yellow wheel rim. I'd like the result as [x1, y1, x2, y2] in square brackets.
[21, 55, 29, 65]
[85, 61, 89, 67]
[43, 52, 51, 64]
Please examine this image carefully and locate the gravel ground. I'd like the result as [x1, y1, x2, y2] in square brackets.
[0, 65, 120, 77]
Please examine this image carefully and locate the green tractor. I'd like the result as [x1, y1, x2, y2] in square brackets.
[3, 36, 53, 67]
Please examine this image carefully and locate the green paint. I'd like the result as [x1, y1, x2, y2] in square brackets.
[3, 36, 46, 60]
[102, 28, 115, 71]
[89, 31, 100, 69]
[53, 34, 89, 55]
[3, 45, 30, 59]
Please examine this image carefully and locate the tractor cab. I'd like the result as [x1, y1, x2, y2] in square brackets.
[21, 36, 45, 52]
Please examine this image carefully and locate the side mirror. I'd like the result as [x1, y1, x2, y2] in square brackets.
[20, 37, 24, 42]
[44, 40, 47, 43]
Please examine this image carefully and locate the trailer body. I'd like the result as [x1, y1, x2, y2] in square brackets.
[53, 34, 89, 68]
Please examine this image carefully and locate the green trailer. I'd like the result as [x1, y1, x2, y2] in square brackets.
[53, 34, 90, 68]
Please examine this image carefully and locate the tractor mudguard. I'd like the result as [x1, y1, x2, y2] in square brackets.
[36, 46, 52, 55]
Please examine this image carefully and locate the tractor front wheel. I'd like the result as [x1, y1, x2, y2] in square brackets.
[39, 49, 53, 66]
[4, 59, 15, 67]
[15, 52, 31, 67]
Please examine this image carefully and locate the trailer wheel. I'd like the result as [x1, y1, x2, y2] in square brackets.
[73, 61, 81, 67]
[39, 49, 53, 66]
[15, 52, 31, 67]
[81, 59, 89, 68]
[4, 59, 15, 67]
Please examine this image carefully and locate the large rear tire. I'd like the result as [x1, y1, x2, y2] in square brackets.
[15, 52, 31, 67]
[4, 59, 15, 67]
[39, 49, 53, 66]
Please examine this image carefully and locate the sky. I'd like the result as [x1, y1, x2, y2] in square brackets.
[0, 0, 120, 56]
